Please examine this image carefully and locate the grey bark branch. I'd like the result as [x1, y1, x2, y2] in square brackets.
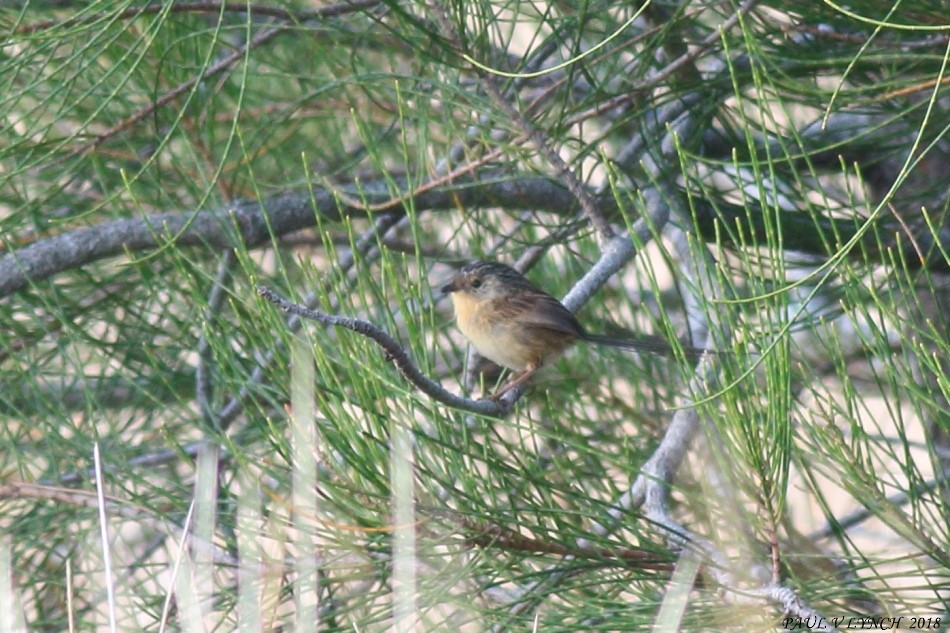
[214, 212, 406, 431]
[0, 176, 580, 299]
[3, 168, 946, 301]
[256, 286, 511, 417]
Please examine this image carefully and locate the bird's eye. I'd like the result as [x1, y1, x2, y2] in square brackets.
[470, 277, 483, 289]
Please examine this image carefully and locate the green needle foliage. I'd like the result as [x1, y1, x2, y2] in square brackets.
[1, 0, 948, 630]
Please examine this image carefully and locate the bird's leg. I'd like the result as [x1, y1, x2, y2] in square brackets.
[491, 364, 539, 400]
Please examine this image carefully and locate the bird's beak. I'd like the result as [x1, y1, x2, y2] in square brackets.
[441, 277, 460, 294]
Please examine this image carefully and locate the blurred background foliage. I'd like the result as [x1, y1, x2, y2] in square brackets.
[0, 0, 948, 630]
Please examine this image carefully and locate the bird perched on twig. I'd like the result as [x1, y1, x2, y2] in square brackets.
[442, 260, 708, 398]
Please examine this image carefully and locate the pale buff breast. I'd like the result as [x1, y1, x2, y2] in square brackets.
[451, 292, 536, 371]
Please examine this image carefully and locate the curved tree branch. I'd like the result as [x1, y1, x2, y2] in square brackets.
[2, 172, 945, 301]
[0, 175, 582, 299]
[256, 286, 511, 417]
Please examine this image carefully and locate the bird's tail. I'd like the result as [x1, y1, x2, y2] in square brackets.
[580, 332, 710, 362]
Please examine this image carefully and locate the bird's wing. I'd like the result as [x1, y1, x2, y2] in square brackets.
[516, 292, 585, 337]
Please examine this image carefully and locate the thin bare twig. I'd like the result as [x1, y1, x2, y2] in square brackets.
[56, 442, 216, 487]
[810, 477, 943, 540]
[215, 211, 406, 429]
[427, 509, 675, 571]
[256, 286, 511, 417]
[16, 0, 381, 35]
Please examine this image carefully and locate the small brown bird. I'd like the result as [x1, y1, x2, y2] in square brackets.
[442, 260, 706, 398]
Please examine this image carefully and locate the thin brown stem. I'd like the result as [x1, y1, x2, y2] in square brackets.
[16, 0, 381, 35]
